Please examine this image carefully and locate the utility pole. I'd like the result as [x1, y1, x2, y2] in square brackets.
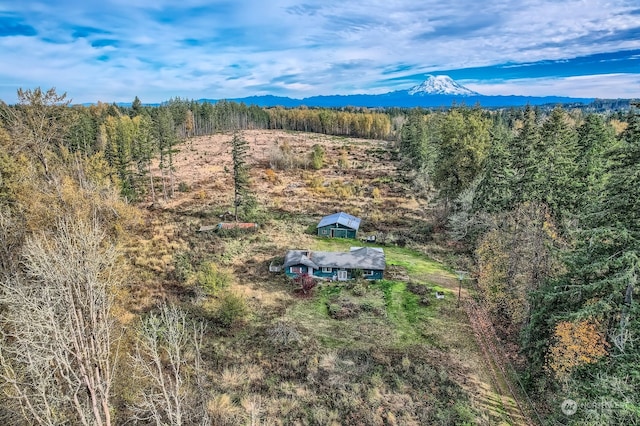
[455, 270, 468, 308]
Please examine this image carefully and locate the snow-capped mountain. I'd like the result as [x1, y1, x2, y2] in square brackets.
[407, 75, 480, 96]
[195, 73, 595, 108]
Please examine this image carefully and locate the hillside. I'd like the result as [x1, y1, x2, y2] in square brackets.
[123, 129, 530, 424]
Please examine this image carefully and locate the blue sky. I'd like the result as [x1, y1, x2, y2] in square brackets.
[1, 0, 639, 103]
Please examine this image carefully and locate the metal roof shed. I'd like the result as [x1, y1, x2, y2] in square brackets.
[316, 212, 361, 238]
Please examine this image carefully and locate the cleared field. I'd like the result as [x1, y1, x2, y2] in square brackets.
[126, 130, 526, 425]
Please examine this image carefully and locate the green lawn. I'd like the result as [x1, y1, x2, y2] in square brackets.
[313, 236, 456, 282]
[285, 237, 461, 349]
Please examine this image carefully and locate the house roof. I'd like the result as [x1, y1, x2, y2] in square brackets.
[284, 250, 319, 269]
[284, 247, 385, 271]
[317, 212, 361, 230]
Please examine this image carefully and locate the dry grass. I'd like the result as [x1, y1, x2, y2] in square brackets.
[207, 394, 246, 425]
[125, 129, 517, 425]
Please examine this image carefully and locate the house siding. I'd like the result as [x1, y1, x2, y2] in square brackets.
[314, 268, 336, 279]
[364, 270, 384, 280]
[286, 265, 383, 280]
[285, 265, 309, 277]
[317, 223, 357, 239]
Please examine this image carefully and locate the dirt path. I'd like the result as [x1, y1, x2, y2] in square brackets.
[414, 267, 537, 425]
[463, 295, 537, 425]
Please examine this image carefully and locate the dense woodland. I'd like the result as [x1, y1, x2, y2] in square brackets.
[401, 104, 640, 424]
[0, 88, 638, 425]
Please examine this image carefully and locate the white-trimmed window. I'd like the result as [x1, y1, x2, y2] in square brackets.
[322, 267, 332, 273]
[363, 270, 375, 276]
[290, 266, 304, 274]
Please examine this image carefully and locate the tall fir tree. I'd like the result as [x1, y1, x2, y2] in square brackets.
[399, 111, 431, 172]
[229, 132, 252, 221]
[155, 108, 178, 200]
[473, 123, 516, 214]
[433, 108, 491, 203]
[575, 114, 617, 211]
[535, 106, 579, 220]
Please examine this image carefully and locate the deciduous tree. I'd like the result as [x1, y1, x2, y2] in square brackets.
[130, 304, 209, 426]
[547, 319, 609, 378]
[433, 108, 490, 203]
[0, 218, 118, 426]
[0, 88, 71, 178]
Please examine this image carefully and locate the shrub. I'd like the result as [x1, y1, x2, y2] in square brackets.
[267, 320, 301, 346]
[310, 144, 325, 170]
[264, 168, 278, 183]
[371, 187, 381, 200]
[215, 291, 248, 328]
[338, 149, 349, 169]
[293, 273, 317, 295]
[406, 282, 429, 296]
[173, 251, 194, 283]
[351, 282, 367, 296]
[330, 180, 355, 198]
[327, 303, 341, 318]
[327, 298, 361, 320]
[207, 394, 246, 426]
[307, 175, 324, 193]
[269, 140, 309, 170]
[197, 262, 232, 294]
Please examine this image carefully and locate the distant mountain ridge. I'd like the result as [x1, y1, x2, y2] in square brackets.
[200, 75, 595, 108]
[84, 76, 612, 108]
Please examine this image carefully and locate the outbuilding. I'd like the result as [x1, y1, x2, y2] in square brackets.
[316, 212, 361, 239]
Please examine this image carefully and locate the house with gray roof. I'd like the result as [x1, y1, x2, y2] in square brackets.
[317, 212, 361, 238]
[284, 247, 385, 281]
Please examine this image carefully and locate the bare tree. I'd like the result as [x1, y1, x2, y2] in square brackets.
[130, 303, 210, 426]
[0, 218, 117, 426]
[0, 210, 24, 277]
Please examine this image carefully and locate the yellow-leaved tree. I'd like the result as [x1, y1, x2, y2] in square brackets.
[547, 319, 609, 378]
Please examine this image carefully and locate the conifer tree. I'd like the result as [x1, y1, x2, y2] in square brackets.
[510, 105, 541, 206]
[535, 106, 579, 219]
[133, 114, 156, 202]
[66, 107, 98, 155]
[575, 114, 617, 210]
[399, 111, 431, 172]
[473, 123, 515, 213]
[229, 132, 252, 221]
[131, 96, 142, 117]
[434, 108, 490, 202]
[155, 108, 178, 200]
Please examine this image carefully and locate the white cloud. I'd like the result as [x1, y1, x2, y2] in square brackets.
[1, 0, 640, 102]
[464, 74, 640, 99]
